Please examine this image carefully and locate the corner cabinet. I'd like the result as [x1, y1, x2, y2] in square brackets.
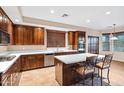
[13, 25, 44, 45]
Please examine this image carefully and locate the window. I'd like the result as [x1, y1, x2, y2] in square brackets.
[113, 32, 124, 52]
[102, 33, 110, 51]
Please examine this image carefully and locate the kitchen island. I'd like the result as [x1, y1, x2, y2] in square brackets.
[54, 53, 104, 86]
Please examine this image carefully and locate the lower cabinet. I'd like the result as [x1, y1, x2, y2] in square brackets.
[0, 57, 21, 86]
[21, 54, 44, 71]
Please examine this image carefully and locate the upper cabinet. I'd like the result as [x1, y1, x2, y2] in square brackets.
[68, 31, 86, 51]
[0, 7, 13, 45]
[13, 25, 44, 45]
[47, 29, 66, 47]
[34, 28, 44, 45]
[0, 7, 12, 33]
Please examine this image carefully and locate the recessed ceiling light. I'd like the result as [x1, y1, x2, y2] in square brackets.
[15, 19, 19, 22]
[86, 19, 91, 23]
[105, 11, 111, 15]
[50, 10, 54, 14]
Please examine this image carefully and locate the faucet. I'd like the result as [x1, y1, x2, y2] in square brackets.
[57, 45, 59, 52]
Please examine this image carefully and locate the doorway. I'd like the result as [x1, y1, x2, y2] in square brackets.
[88, 36, 99, 54]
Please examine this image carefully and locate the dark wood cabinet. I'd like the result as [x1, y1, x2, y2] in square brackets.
[68, 31, 86, 50]
[21, 54, 44, 71]
[0, 7, 13, 33]
[34, 28, 44, 45]
[55, 58, 80, 86]
[13, 25, 44, 45]
[0, 7, 13, 45]
[14, 25, 24, 45]
[0, 57, 21, 86]
[47, 29, 66, 47]
[0, 9, 3, 31]
[11, 58, 21, 86]
[68, 31, 74, 45]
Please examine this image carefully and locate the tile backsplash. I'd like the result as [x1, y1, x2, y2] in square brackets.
[0, 45, 72, 52]
[7, 45, 47, 51]
[0, 46, 8, 52]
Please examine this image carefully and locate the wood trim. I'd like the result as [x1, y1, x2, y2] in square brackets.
[47, 29, 66, 47]
[46, 29, 66, 33]
[14, 24, 45, 30]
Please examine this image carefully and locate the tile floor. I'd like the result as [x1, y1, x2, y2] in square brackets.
[19, 61, 124, 86]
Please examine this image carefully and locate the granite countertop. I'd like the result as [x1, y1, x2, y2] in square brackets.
[54, 53, 105, 64]
[0, 54, 21, 74]
[0, 49, 78, 74]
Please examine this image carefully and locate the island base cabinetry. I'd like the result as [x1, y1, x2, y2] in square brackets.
[55, 58, 81, 86]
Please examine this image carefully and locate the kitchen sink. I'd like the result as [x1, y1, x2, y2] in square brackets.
[0, 55, 16, 62]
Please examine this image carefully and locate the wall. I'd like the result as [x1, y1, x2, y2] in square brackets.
[99, 26, 124, 62]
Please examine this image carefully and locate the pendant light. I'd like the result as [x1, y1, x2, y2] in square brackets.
[110, 24, 118, 40]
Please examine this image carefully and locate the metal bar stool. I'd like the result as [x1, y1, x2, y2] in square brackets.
[95, 54, 113, 86]
[75, 56, 98, 86]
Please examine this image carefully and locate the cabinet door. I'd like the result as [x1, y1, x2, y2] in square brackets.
[27, 27, 33, 45]
[68, 32, 74, 45]
[2, 14, 7, 31]
[33, 28, 44, 45]
[14, 26, 24, 45]
[11, 58, 21, 86]
[21, 56, 30, 71]
[0, 8, 10, 32]
[36, 55, 44, 68]
[29, 55, 44, 69]
[21, 55, 44, 71]
[28, 55, 36, 69]
[0, 10, 3, 30]
[23, 27, 29, 45]
[7, 20, 13, 44]
[73, 32, 78, 50]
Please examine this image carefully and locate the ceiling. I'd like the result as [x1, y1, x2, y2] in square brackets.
[2, 6, 124, 30]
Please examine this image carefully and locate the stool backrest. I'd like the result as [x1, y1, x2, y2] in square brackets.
[86, 56, 98, 67]
[102, 54, 113, 69]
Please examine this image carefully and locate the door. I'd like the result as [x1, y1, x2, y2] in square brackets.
[88, 36, 99, 54]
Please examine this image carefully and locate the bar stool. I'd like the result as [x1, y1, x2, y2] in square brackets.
[75, 56, 98, 86]
[95, 54, 113, 86]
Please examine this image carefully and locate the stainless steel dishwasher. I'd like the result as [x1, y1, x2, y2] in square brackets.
[44, 53, 54, 67]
